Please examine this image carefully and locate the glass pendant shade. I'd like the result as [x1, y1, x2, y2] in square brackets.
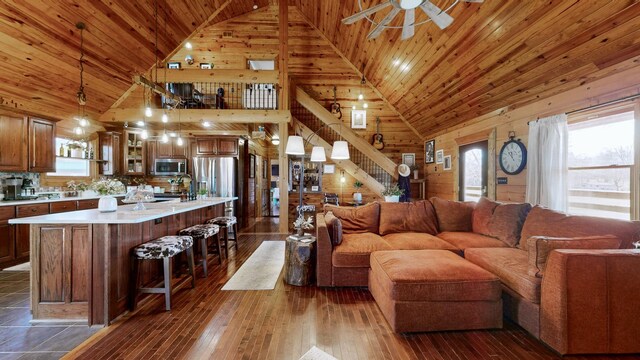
[310, 146, 326, 162]
[285, 136, 305, 155]
[79, 118, 88, 127]
[358, 93, 364, 101]
[73, 126, 83, 136]
[140, 129, 149, 140]
[271, 135, 280, 146]
[176, 137, 184, 146]
[145, 106, 152, 117]
[331, 141, 350, 160]
[161, 113, 168, 123]
[161, 133, 169, 143]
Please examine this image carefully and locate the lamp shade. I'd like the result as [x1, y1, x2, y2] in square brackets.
[310, 146, 326, 162]
[285, 136, 305, 155]
[331, 141, 350, 160]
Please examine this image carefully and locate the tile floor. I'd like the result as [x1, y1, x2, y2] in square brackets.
[0, 271, 99, 360]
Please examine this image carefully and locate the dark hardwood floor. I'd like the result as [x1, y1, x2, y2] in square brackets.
[68, 218, 640, 360]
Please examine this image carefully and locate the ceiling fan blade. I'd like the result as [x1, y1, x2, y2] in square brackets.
[420, 1, 454, 29]
[342, 2, 392, 25]
[401, 8, 415, 40]
[367, 7, 401, 39]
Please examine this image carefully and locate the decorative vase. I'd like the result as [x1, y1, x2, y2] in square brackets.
[353, 192, 362, 203]
[384, 195, 400, 203]
[98, 196, 118, 212]
[295, 228, 304, 236]
[413, 170, 419, 179]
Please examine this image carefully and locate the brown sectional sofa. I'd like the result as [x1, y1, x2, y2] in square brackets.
[316, 197, 640, 355]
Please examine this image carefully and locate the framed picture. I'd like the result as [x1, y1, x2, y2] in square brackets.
[323, 164, 335, 174]
[249, 154, 255, 178]
[425, 140, 435, 164]
[351, 110, 367, 129]
[443, 155, 452, 171]
[436, 149, 444, 164]
[199, 63, 213, 69]
[401, 153, 416, 167]
[167, 62, 181, 69]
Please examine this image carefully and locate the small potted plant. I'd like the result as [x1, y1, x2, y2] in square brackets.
[293, 215, 314, 237]
[66, 141, 85, 158]
[168, 176, 184, 193]
[382, 183, 404, 203]
[197, 188, 208, 199]
[353, 181, 363, 204]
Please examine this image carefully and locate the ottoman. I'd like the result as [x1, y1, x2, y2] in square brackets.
[369, 250, 503, 333]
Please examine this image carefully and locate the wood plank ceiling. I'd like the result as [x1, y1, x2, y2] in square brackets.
[294, 0, 640, 136]
[0, 0, 269, 122]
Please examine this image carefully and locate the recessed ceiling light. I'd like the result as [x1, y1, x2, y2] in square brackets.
[202, 121, 211, 127]
[253, 4, 258, 9]
[393, 59, 401, 66]
[185, 42, 192, 49]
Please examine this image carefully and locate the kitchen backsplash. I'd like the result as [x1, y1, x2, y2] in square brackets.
[0, 172, 40, 190]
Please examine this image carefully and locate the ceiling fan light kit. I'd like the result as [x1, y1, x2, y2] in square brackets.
[343, 0, 483, 40]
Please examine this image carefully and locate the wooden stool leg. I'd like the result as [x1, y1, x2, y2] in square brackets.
[186, 246, 196, 289]
[163, 257, 173, 311]
[200, 236, 208, 278]
[233, 223, 239, 251]
[215, 232, 223, 264]
[129, 255, 140, 311]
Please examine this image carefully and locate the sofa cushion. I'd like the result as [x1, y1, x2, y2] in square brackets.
[324, 211, 343, 246]
[520, 206, 640, 250]
[383, 232, 461, 254]
[487, 203, 532, 247]
[465, 248, 542, 304]
[437, 231, 510, 251]
[370, 250, 501, 302]
[527, 235, 621, 277]
[324, 202, 380, 234]
[332, 232, 391, 268]
[378, 200, 438, 236]
[472, 197, 499, 235]
[430, 197, 475, 232]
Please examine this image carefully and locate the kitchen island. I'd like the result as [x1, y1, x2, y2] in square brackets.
[9, 197, 237, 326]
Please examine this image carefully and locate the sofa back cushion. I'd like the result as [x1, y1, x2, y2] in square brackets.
[324, 211, 343, 246]
[521, 206, 640, 250]
[430, 197, 475, 232]
[472, 197, 532, 247]
[378, 200, 439, 236]
[527, 235, 621, 277]
[472, 197, 499, 235]
[323, 202, 380, 234]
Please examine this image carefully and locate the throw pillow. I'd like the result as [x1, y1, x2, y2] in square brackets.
[324, 211, 343, 246]
[378, 200, 438, 236]
[472, 197, 499, 235]
[487, 203, 532, 247]
[430, 197, 475, 232]
[323, 202, 380, 234]
[526, 235, 621, 277]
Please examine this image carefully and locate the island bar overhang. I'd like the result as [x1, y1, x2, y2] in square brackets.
[10, 198, 236, 326]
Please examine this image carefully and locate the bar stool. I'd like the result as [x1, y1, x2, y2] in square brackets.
[179, 224, 221, 277]
[130, 235, 195, 311]
[206, 216, 238, 253]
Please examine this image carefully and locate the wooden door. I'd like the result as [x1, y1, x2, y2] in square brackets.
[29, 118, 56, 172]
[459, 141, 488, 201]
[0, 116, 28, 171]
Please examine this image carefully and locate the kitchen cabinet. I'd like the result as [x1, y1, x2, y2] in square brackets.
[0, 207, 16, 265]
[146, 140, 157, 175]
[195, 137, 238, 156]
[124, 131, 146, 175]
[50, 201, 78, 214]
[98, 131, 122, 176]
[0, 115, 28, 171]
[77, 199, 100, 210]
[218, 138, 239, 156]
[195, 138, 217, 155]
[28, 118, 56, 172]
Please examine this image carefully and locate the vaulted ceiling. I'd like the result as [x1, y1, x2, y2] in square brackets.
[1, 0, 640, 138]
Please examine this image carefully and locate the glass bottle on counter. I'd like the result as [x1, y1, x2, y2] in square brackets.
[59, 144, 65, 157]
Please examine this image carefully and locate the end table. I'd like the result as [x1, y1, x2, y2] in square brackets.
[284, 235, 316, 286]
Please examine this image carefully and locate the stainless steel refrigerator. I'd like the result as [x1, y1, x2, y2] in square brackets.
[192, 157, 237, 217]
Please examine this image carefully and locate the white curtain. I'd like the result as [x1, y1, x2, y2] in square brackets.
[525, 114, 569, 212]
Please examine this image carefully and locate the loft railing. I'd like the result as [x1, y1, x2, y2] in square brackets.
[165, 82, 278, 110]
[292, 101, 393, 189]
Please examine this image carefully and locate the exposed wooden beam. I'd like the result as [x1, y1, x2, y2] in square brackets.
[294, 9, 424, 141]
[278, 0, 289, 110]
[101, 109, 291, 124]
[162, 69, 279, 84]
[296, 87, 398, 179]
[133, 75, 181, 103]
[295, 118, 385, 196]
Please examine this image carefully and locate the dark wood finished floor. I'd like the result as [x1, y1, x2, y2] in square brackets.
[0, 271, 99, 360]
[67, 219, 640, 360]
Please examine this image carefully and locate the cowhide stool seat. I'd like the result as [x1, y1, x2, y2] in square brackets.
[179, 224, 221, 277]
[206, 216, 238, 253]
[130, 235, 195, 311]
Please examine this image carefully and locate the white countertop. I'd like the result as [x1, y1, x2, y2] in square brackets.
[9, 197, 237, 225]
[0, 194, 127, 207]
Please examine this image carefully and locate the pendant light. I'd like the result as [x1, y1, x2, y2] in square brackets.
[310, 146, 326, 162]
[161, 132, 169, 143]
[73, 22, 88, 137]
[176, 108, 184, 146]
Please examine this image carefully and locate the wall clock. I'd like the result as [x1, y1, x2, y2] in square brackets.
[499, 134, 527, 175]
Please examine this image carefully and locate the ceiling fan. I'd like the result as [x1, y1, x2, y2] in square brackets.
[342, 0, 483, 40]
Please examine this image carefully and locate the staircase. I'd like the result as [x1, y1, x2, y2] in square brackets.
[292, 88, 397, 194]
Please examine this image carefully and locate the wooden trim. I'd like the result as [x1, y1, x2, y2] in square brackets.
[162, 69, 279, 84]
[133, 75, 181, 102]
[455, 128, 493, 146]
[568, 165, 632, 171]
[295, 87, 398, 179]
[101, 109, 291, 124]
[633, 100, 640, 220]
[278, 123, 289, 233]
[488, 128, 497, 200]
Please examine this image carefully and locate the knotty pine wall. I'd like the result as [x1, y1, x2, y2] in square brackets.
[425, 67, 640, 202]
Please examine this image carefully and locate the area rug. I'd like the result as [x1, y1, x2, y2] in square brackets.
[299, 346, 338, 360]
[221, 241, 285, 290]
[2, 262, 31, 272]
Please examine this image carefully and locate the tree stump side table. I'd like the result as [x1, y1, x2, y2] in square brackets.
[284, 235, 316, 286]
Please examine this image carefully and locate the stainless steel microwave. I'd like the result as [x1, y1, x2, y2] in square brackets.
[154, 159, 187, 176]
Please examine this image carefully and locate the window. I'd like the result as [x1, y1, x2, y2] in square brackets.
[568, 110, 635, 220]
[46, 138, 90, 177]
